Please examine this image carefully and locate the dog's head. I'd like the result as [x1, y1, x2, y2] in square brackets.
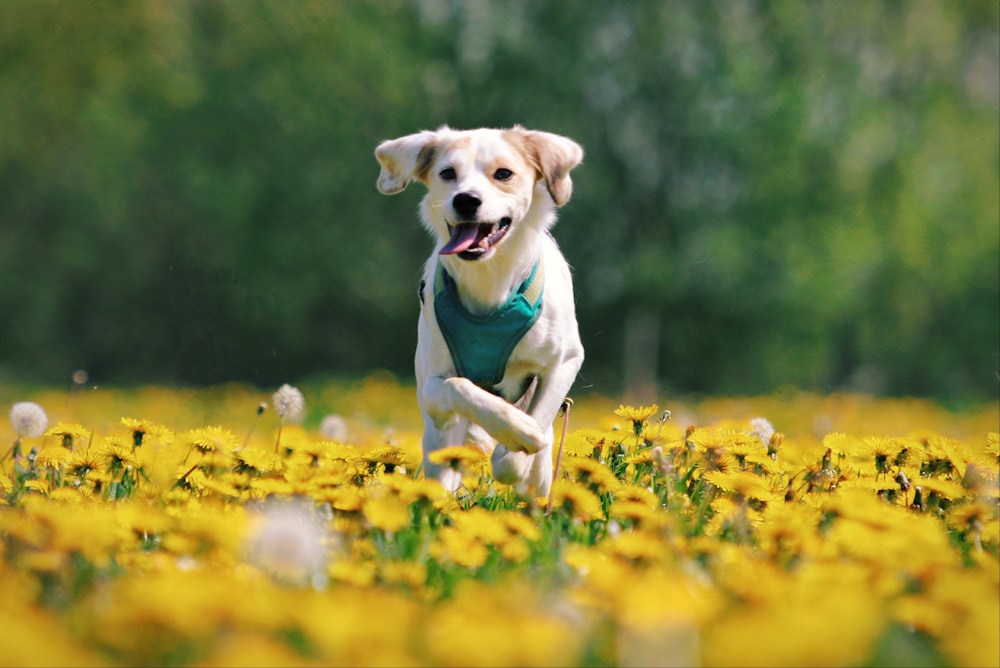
[375, 126, 583, 262]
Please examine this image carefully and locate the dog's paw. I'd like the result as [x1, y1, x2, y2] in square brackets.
[438, 467, 463, 493]
[497, 410, 547, 454]
[491, 445, 532, 485]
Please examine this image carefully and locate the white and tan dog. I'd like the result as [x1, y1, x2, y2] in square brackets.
[375, 126, 584, 496]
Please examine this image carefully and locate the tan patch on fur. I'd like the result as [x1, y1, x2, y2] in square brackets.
[444, 135, 474, 154]
[488, 145, 533, 197]
[414, 144, 438, 183]
[503, 126, 580, 206]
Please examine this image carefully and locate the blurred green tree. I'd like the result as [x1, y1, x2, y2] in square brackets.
[0, 0, 996, 400]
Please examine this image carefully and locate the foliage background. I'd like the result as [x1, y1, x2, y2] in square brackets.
[1, 0, 997, 400]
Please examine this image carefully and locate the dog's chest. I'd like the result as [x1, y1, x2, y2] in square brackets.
[430, 260, 543, 393]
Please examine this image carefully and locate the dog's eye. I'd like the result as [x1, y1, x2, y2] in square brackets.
[439, 167, 457, 181]
[494, 168, 513, 181]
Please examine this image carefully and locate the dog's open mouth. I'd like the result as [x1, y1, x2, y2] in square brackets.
[439, 218, 512, 259]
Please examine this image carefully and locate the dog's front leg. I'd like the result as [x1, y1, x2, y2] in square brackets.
[418, 407, 470, 492]
[421, 375, 548, 457]
[491, 350, 584, 496]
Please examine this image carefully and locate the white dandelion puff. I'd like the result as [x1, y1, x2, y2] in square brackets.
[750, 417, 775, 447]
[319, 414, 348, 441]
[272, 384, 305, 422]
[246, 498, 331, 589]
[9, 402, 48, 438]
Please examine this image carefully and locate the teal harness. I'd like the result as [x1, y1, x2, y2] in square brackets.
[422, 259, 544, 392]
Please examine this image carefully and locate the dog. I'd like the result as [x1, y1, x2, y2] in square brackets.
[375, 125, 584, 497]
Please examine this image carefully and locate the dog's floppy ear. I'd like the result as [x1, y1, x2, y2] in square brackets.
[512, 127, 584, 206]
[375, 129, 442, 195]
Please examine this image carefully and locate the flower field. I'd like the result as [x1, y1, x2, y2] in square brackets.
[1, 374, 998, 667]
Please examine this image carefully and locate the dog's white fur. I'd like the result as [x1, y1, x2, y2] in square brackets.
[375, 126, 584, 496]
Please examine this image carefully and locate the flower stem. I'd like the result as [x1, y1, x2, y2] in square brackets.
[546, 398, 573, 516]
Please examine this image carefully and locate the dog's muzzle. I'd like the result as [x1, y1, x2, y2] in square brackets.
[439, 217, 512, 258]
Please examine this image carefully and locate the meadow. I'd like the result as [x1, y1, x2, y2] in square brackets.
[1, 373, 997, 667]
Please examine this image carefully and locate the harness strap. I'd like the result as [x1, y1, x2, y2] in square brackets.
[432, 258, 544, 392]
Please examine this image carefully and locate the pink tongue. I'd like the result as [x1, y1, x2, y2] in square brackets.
[439, 224, 482, 255]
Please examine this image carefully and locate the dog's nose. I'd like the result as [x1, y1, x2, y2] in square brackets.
[452, 192, 482, 220]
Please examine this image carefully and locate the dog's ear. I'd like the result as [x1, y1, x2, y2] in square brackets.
[512, 127, 584, 206]
[375, 130, 441, 195]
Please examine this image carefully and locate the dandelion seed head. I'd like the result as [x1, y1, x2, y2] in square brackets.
[247, 498, 330, 589]
[272, 384, 305, 422]
[9, 402, 48, 438]
[750, 417, 775, 447]
[319, 414, 348, 441]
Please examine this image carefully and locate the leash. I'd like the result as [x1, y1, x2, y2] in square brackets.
[545, 397, 573, 516]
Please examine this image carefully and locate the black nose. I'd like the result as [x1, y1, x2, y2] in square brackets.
[452, 192, 482, 220]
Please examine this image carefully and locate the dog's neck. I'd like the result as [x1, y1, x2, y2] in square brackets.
[437, 229, 544, 316]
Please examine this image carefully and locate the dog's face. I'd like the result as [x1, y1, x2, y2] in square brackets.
[376, 126, 583, 262]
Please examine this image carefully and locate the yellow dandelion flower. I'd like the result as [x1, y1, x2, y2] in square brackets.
[183, 426, 239, 454]
[547, 479, 605, 522]
[427, 444, 487, 470]
[607, 531, 667, 564]
[290, 439, 335, 467]
[921, 436, 967, 478]
[362, 445, 409, 469]
[890, 595, 952, 637]
[727, 432, 764, 457]
[614, 404, 660, 423]
[18, 549, 67, 573]
[47, 487, 85, 504]
[449, 507, 509, 545]
[946, 500, 993, 536]
[823, 432, 867, 458]
[97, 437, 141, 473]
[741, 449, 778, 474]
[704, 469, 774, 502]
[758, 502, 822, 562]
[608, 499, 664, 526]
[328, 486, 366, 513]
[66, 448, 102, 479]
[561, 430, 606, 458]
[381, 477, 448, 512]
[986, 432, 999, 459]
[706, 497, 757, 541]
[24, 479, 49, 495]
[499, 536, 532, 562]
[615, 403, 661, 438]
[495, 511, 542, 542]
[248, 477, 294, 499]
[431, 526, 489, 568]
[232, 447, 279, 475]
[363, 493, 411, 533]
[198, 475, 242, 499]
[190, 450, 232, 472]
[329, 558, 377, 587]
[43, 423, 91, 450]
[424, 580, 585, 667]
[561, 456, 621, 494]
[379, 560, 427, 589]
[322, 441, 363, 462]
[686, 426, 736, 451]
[914, 476, 966, 501]
[34, 446, 71, 470]
[615, 484, 660, 506]
[120, 417, 172, 447]
[625, 447, 660, 465]
[865, 437, 903, 477]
